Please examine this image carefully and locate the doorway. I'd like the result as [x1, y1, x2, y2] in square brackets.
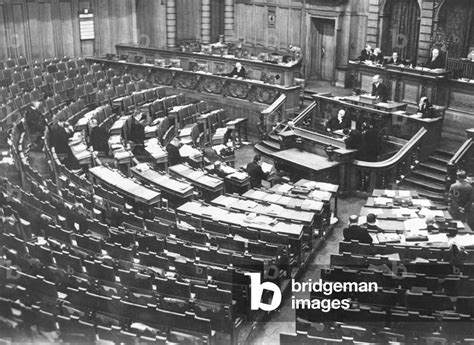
[309, 17, 336, 81]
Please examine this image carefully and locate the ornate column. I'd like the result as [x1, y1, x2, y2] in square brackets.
[224, 0, 234, 43]
[201, 0, 212, 44]
[166, 0, 177, 48]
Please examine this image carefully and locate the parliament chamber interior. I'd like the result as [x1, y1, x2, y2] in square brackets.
[0, 0, 474, 344]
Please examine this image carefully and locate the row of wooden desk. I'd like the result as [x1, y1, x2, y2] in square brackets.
[357, 189, 472, 247]
[131, 163, 194, 207]
[89, 165, 161, 206]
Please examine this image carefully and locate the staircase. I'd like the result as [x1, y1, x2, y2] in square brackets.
[255, 133, 281, 156]
[400, 148, 453, 203]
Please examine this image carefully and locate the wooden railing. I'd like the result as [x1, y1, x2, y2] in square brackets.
[258, 94, 286, 139]
[446, 137, 474, 192]
[447, 58, 474, 79]
[349, 128, 427, 191]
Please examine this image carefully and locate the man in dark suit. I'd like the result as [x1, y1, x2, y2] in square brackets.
[89, 118, 108, 153]
[371, 48, 384, 65]
[344, 128, 363, 151]
[227, 62, 246, 79]
[359, 44, 373, 62]
[371, 75, 389, 102]
[166, 137, 182, 166]
[245, 154, 269, 189]
[448, 170, 472, 222]
[388, 52, 403, 65]
[362, 122, 380, 162]
[326, 109, 351, 132]
[417, 97, 434, 118]
[24, 101, 46, 150]
[343, 215, 373, 244]
[425, 48, 444, 69]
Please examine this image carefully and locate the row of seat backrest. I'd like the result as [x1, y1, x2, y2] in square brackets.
[339, 240, 474, 263]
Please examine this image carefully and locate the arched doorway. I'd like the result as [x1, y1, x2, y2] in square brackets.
[380, 0, 421, 62]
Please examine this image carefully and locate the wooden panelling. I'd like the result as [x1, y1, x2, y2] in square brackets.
[176, 0, 200, 42]
[136, 0, 167, 48]
[0, 0, 138, 61]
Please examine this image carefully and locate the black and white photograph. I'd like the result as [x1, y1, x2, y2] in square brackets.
[0, 0, 474, 344]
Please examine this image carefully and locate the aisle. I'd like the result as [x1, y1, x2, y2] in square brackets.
[248, 196, 366, 345]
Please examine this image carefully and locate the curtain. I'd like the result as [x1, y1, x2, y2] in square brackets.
[381, 0, 420, 61]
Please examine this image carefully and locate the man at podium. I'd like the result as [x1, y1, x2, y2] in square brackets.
[371, 75, 389, 102]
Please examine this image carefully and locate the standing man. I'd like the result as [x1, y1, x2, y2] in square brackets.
[24, 101, 46, 151]
[166, 137, 182, 167]
[245, 154, 269, 189]
[448, 170, 472, 222]
[371, 75, 389, 102]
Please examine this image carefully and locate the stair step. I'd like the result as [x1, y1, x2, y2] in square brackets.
[261, 140, 280, 151]
[411, 168, 446, 184]
[403, 176, 445, 193]
[435, 148, 456, 158]
[419, 162, 447, 174]
[268, 133, 280, 142]
[255, 143, 277, 157]
[416, 189, 447, 203]
[429, 153, 450, 165]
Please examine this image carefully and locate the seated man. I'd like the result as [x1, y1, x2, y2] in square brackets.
[326, 109, 350, 132]
[209, 161, 227, 178]
[365, 213, 382, 232]
[359, 44, 373, 62]
[52, 121, 74, 155]
[387, 52, 403, 65]
[371, 75, 389, 102]
[425, 48, 444, 69]
[245, 154, 269, 189]
[371, 47, 384, 65]
[343, 215, 373, 244]
[166, 137, 182, 167]
[417, 96, 434, 118]
[468, 49, 474, 61]
[88, 118, 108, 153]
[227, 62, 246, 79]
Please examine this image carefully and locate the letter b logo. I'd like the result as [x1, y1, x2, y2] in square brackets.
[246, 272, 282, 311]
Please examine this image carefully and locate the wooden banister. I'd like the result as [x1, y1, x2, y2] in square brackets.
[349, 128, 428, 192]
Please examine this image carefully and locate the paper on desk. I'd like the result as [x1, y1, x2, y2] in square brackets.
[265, 193, 281, 203]
[392, 208, 418, 217]
[266, 204, 284, 215]
[273, 184, 293, 193]
[452, 234, 474, 247]
[399, 190, 411, 197]
[229, 172, 247, 180]
[427, 233, 449, 243]
[404, 218, 428, 231]
[261, 162, 273, 174]
[419, 208, 444, 218]
[375, 253, 400, 261]
[412, 199, 432, 207]
[132, 164, 147, 173]
[374, 197, 392, 205]
[385, 190, 396, 197]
